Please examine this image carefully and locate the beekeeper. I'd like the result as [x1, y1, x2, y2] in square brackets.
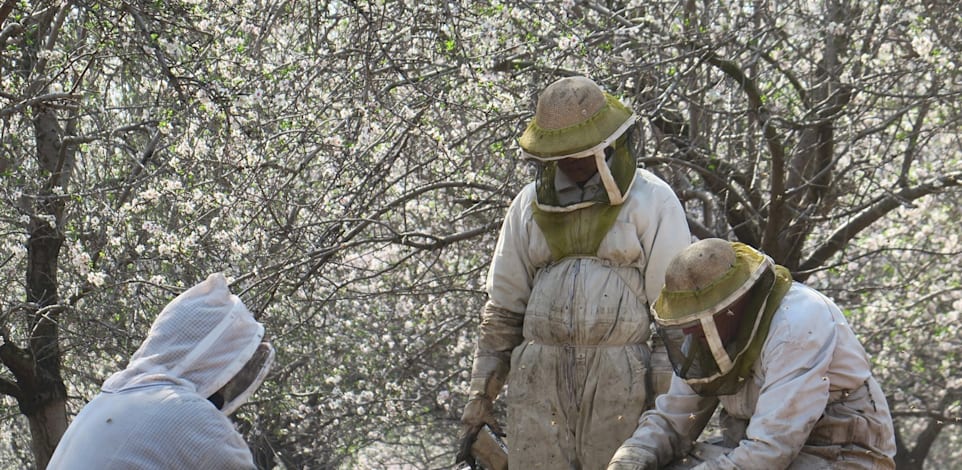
[49, 273, 273, 469]
[608, 239, 897, 470]
[457, 76, 691, 470]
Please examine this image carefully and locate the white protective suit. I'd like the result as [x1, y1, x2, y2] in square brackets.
[615, 282, 897, 470]
[476, 168, 691, 470]
[49, 273, 268, 469]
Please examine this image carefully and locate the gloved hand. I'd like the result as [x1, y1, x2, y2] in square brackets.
[455, 397, 502, 468]
[607, 444, 658, 470]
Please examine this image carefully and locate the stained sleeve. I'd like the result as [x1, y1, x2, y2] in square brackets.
[642, 184, 691, 306]
[469, 189, 534, 400]
[617, 374, 719, 467]
[485, 187, 536, 314]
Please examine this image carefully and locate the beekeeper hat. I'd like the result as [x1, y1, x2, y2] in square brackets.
[652, 239, 788, 396]
[653, 239, 772, 322]
[519, 76, 635, 158]
[519, 76, 639, 211]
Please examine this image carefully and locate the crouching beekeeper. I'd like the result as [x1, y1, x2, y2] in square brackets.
[607, 239, 897, 470]
[457, 75, 691, 470]
[49, 273, 273, 469]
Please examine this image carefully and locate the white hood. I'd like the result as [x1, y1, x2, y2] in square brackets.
[102, 273, 266, 407]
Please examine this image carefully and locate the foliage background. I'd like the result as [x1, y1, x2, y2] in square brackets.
[1, 0, 959, 468]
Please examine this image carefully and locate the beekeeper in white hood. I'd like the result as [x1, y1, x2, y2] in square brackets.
[49, 273, 273, 469]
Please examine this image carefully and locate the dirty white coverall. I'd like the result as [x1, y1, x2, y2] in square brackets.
[478, 168, 690, 469]
[615, 283, 897, 470]
[48, 273, 264, 469]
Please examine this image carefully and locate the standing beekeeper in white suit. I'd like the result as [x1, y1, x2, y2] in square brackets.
[457, 76, 691, 470]
[607, 239, 897, 469]
[49, 273, 273, 469]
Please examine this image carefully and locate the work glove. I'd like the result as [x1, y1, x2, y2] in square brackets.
[456, 302, 519, 468]
[455, 396, 503, 469]
[607, 444, 659, 470]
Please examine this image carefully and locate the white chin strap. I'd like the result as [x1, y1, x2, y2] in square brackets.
[701, 316, 733, 374]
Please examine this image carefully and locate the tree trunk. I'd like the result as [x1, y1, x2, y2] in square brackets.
[23, 105, 71, 469]
[1, 199, 71, 469]
[26, 400, 68, 469]
[23, 217, 69, 469]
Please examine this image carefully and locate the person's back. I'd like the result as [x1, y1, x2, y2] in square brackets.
[49, 385, 255, 469]
[49, 273, 271, 469]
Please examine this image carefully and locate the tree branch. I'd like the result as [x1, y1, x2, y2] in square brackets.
[798, 171, 962, 277]
[0, 92, 82, 119]
[701, 50, 788, 252]
[0, 19, 22, 45]
[0, 329, 34, 388]
[898, 99, 932, 188]
[123, 3, 188, 103]
[0, 376, 21, 399]
[0, 0, 16, 26]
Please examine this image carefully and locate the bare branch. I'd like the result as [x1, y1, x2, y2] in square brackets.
[799, 172, 962, 277]
[0, 0, 16, 26]
[0, 377, 21, 400]
[701, 51, 789, 254]
[0, 20, 22, 45]
[0, 92, 82, 119]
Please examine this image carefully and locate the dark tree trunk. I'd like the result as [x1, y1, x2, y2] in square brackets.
[21, 105, 71, 469]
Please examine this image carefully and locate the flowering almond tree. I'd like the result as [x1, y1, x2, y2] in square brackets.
[0, 0, 959, 469]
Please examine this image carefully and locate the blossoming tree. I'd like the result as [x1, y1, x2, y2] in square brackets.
[1, 0, 959, 468]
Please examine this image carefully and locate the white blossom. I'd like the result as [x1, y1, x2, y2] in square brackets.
[86, 272, 107, 287]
